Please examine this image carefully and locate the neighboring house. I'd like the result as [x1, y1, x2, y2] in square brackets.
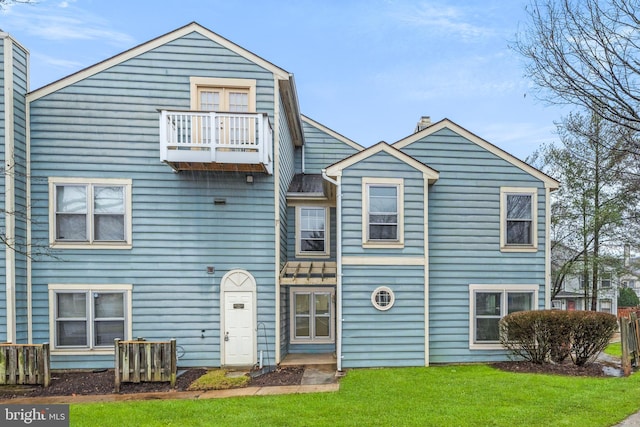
[551, 272, 618, 313]
[0, 22, 559, 370]
[550, 244, 618, 314]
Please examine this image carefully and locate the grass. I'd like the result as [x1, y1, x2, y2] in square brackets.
[187, 369, 250, 391]
[69, 364, 640, 427]
[605, 342, 622, 357]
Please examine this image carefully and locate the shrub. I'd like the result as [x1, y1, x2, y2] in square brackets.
[570, 311, 618, 366]
[499, 310, 617, 366]
[499, 310, 572, 364]
[500, 310, 552, 363]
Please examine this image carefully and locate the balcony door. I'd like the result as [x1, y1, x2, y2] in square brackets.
[197, 86, 254, 148]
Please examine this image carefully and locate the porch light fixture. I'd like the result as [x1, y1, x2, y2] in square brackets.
[246, 174, 254, 184]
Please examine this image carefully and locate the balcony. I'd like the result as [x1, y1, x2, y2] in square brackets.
[159, 110, 273, 174]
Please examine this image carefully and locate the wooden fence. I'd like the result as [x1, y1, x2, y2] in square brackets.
[619, 313, 640, 376]
[114, 339, 177, 393]
[0, 343, 50, 387]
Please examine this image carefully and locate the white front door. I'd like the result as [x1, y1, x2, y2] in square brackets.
[224, 291, 254, 366]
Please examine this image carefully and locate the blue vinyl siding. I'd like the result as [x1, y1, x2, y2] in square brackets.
[338, 152, 427, 367]
[299, 119, 360, 174]
[28, 31, 283, 369]
[12, 42, 28, 342]
[278, 94, 295, 267]
[399, 127, 547, 363]
[341, 152, 425, 258]
[341, 265, 425, 368]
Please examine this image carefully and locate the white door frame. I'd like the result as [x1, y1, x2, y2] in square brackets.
[220, 269, 257, 366]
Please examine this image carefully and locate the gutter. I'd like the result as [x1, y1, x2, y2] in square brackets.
[321, 169, 342, 371]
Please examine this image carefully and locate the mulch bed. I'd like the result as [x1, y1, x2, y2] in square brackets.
[0, 367, 304, 400]
[492, 360, 613, 377]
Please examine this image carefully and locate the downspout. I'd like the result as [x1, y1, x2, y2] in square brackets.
[301, 144, 305, 174]
[321, 169, 341, 371]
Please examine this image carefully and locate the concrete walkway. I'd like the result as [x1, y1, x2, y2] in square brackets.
[0, 365, 340, 405]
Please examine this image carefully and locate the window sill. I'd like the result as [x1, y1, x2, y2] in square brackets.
[51, 349, 115, 356]
[363, 241, 404, 249]
[290, 339, 335, 345]
[295, 253, 331, 259]
[50, 242, 132, 250]
[500, 245, 538, 253]
[469, 343, 503, 350]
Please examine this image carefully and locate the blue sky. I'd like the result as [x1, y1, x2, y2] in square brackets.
[2, 0, 568, 159]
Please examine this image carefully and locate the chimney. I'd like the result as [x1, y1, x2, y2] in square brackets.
[415, 116, 432, 133]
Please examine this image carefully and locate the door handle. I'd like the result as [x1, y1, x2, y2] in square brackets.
[225, 332, 229, 342]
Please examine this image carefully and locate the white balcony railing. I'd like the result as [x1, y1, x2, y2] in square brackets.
[159, 110, 273, 174]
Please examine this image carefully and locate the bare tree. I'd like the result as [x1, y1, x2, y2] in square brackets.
[514, 0, 640, 150]
[0, 0, 37, 9]
[542, 111, 639, 308]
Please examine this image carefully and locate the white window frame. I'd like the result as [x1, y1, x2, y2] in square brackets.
[48, 284, 133, 355]
[468, 284, 538, 350]
[500, 187, 538, 252]
[295, 206, 330, 258]
[289, 287, 335, 344]
[600, 272, 612, 289]
[362, 177, 404, 248]
[49, 177, 132, 249]
[600, 299, 612, 313]
[371, 286, 395, 311]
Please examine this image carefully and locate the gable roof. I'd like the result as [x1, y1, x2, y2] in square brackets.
[28, 22, 291, 101]
[325, 141, 439, 184]
[393, 118, 560, 190]
[27, 22, 305, 147]
[301, 115, 364, 151]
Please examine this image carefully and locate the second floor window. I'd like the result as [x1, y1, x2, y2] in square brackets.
[296, 207, 329, 257]
[500, 187, 538, 252]
[50, 178, 132, 248]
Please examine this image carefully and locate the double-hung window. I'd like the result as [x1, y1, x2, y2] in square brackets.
[500, 187, 537, 251]
[363, 177, 404, 247]
[296, 206, 329, 257]
[49, 284, 132, 352]
[469, 284, 537, 349]
[49, 178, 132, 248]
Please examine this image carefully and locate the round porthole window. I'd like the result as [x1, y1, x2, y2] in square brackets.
[371, 286, 395, 311]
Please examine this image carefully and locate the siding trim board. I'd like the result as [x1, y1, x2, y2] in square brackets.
[4, 36, 16, 343]
[326, 142, 439, 183]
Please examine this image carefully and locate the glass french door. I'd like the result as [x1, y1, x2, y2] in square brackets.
[291, 289, 334, 343]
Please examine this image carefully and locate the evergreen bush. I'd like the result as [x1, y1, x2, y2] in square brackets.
[618, 287, 640, 308]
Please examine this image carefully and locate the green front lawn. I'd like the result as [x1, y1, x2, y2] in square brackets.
[605, 342, 622, 357]
[70, 364, 640, 427]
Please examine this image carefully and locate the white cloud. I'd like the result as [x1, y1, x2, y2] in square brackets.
[389, 1, 496, 41]
[3, 3, 135, 46]
[33, 52, 84, 70]
[28, 16, 135, 44]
